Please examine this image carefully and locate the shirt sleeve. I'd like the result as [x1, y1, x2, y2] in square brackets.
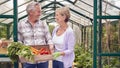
[17, 21, 24, 43]
[44, 22, 53, 45]
[63, 30, 76, 55]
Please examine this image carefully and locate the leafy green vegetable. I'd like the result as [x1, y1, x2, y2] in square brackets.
[7, 42, 34, 62]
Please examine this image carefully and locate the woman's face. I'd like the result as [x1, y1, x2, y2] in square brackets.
[55, 12, 66, 24]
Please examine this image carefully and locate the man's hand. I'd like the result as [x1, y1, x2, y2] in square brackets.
[52, 52, 61, 59]
[49, 44, 54, 53]
[0, 40, 2, 47]
[0, 40, 10, 48]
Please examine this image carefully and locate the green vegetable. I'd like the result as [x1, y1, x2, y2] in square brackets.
[53, 52, 61, 59]
[7, 42, 34, 62]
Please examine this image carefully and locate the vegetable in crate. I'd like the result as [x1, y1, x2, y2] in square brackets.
[30, 47, 51, 55]
[39, 48, 50, 55]
[17, 45, 34, 62]
[30, 47, 39, 55]
[7, 42, 21, 62]
[7, 42, 34, 62]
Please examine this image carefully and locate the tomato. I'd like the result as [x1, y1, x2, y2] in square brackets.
[39, 47, 50, 55]
[39, 48, 46, 55]
[44, 51, 49, 54]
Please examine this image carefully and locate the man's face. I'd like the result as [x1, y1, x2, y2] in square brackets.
[29, 5, 41, 20]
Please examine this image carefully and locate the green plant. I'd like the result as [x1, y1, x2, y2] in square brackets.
[49, 25, 55, 34]
[0, 26, 7, 38]
[74, 43, 93, 68]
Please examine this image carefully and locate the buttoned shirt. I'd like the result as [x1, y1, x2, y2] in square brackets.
[18, 18, 53, 45]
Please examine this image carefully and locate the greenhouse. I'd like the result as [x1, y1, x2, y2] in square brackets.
[0, 0, 120, 68]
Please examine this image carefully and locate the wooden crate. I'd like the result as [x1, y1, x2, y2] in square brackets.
[0, 48, 7, 54]
[19, 45, 53, 63]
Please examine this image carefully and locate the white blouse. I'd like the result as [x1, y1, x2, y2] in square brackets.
[52, 31, 66, 61]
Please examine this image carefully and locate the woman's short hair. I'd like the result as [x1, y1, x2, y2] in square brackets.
[56, 7, 70, 22]
[26, 2, 40, 13]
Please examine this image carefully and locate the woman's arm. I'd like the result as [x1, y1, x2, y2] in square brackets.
[63, 30, 76, 55]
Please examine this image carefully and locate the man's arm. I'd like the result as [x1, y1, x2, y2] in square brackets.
[43, 22, 54, 53]
[17, 21, 24, 43]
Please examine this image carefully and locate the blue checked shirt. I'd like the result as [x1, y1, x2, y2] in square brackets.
[18, 18, 53, 45]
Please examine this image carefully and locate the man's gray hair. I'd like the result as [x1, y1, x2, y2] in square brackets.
[26, 2, 40, 13]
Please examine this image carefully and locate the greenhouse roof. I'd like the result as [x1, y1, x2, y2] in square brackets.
[0, 0, 120, 26]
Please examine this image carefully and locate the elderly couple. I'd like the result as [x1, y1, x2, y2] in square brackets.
[0, 1, 75, 68]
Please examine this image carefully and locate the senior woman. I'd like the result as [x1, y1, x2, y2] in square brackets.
[52, 7, 76, 68]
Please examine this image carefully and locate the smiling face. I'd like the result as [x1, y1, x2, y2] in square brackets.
[55, 11, 66, 24]
[55, 7, 70, 25]
[29, 5, 41, 20]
